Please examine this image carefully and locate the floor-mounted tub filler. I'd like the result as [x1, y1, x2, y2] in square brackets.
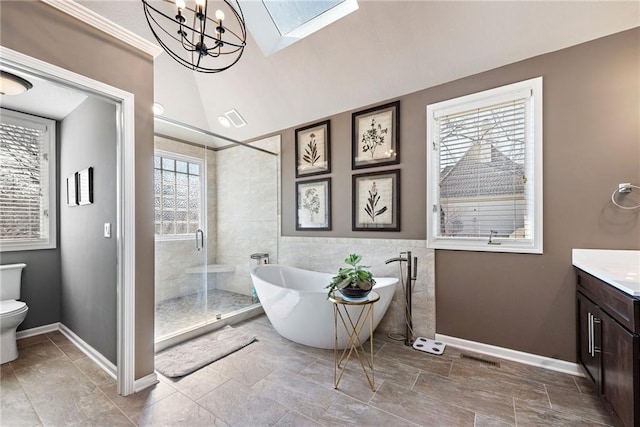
[250, 264, 397, 349]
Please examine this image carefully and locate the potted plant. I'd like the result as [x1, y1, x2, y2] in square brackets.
[326, 254, 376, 300]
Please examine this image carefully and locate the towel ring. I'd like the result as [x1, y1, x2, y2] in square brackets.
[611, 184, 640, 210]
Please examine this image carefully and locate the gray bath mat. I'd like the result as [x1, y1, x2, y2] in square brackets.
[155, 325, 256, 378]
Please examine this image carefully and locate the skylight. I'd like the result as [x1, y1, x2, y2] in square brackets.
[243, 0, 358, 56]
[263, 0, 345, 36]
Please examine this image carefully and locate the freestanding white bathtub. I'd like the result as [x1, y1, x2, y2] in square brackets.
[250, 264, 398, 349]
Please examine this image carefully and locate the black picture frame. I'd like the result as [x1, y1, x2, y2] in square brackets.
[352, 169, 400, 231]
[352, 101, 400, 170]
[296, 178, 331, 231]
[295, 120, 331, 178]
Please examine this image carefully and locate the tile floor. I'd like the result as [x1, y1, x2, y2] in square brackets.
[155, 289, 256, 339]
[1, 315, 616, 426]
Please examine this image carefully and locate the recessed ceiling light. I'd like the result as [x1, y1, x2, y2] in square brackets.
[218, 116, 231, 127]
[152, 102, 164, 115]
[0, 71, 33, 96]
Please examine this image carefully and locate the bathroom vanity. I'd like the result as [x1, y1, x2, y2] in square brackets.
[573, 249, 640, 427]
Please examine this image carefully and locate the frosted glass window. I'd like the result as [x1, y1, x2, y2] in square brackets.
[154, 153, 203, 238]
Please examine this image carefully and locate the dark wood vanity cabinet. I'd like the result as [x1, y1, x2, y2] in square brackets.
[576, 268, 640, 427]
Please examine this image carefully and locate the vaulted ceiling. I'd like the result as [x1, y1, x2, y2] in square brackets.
[79, 1, 639, 147]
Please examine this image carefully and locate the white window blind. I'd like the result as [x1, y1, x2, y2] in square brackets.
[154, 152, 203, 237]
[426, 77, 543, 253]
[0, 109, 56, 251]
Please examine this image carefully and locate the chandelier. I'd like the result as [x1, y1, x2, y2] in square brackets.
[141, 0, 247, 73]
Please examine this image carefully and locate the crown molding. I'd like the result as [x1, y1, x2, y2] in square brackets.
[40, 0, 163, 58]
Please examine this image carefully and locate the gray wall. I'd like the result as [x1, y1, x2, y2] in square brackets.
[60, 97, 117, 364]
[1, 248, 61, 331]
[1, 1, 156, 378]
[279, 28, 640, 362]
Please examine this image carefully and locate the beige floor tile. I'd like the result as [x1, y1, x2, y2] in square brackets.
[45, 330, 69, 345]
[412, 371, 516, 424]
[17, 334, 50, 349]
[448, 359, 550, 406]
[474, 414, 515, 426]
[197, 379, 288, 426]
[208, 345, 279, 386]
[319, 394, 418, 426]
[375, 341, 453, 377]
[28, 385, 119, 426]
[247, 340, 319, 374]
[159, 365, 230, 401]
[136, 391, 227, 426]
[370, 380, 476, 426]
[74, 356, 116, 388]
[252, 368, 340, 420]
[9, 340, 65, 372]
[13, 357, 96, 397]
[0, 364, 42, 427]
[273, 410, 321, 426]
[515, 398, 613, 426]
[101, 380, 177, 420]
[298, 358, 377, 403]
[546, 384, 616, 425]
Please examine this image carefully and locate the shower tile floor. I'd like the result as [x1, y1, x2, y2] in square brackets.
[3, 315, 617, 426]
[155, 289, 255, 338]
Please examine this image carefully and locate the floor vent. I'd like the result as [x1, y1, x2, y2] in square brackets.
[460, 353, 500, 367]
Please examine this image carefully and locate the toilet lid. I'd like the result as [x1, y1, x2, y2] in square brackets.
[0, 300, 26, 315]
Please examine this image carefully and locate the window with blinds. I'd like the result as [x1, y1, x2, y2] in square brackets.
[154, 152, 203, 238]
[426, 77, 543, 253]
[0, 109, 56, 252]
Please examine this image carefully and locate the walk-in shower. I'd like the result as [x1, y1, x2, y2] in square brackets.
[153, 122, 279, 348]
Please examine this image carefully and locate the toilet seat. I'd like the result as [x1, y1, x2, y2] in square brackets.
[0, 300, 27, 317]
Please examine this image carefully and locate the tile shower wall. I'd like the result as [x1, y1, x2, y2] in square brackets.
[215, 136, 280, 296]
[154, 136, 217, 303]
[278, 236, 435, 339]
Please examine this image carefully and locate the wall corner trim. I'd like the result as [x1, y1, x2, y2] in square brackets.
[435, 333, 584, 377]
[59, 323, 117, 380]
[40, 0, 164, 58]
[134, 372, 159, 393]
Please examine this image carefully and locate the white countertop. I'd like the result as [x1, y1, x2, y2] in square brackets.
[572, 249, 640, 297]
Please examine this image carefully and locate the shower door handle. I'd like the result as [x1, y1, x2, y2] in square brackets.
[195, 229, 204, 251]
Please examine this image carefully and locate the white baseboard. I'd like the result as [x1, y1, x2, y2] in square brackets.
[16, 323, 60, 339]
[135, 372, 159, 392]
[59, 323, 117, 381]
[435, 333, 584, 377]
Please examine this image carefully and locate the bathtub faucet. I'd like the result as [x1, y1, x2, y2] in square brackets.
[386, 251, 417, 346]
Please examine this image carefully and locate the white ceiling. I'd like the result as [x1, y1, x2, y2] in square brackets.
[0, 69, 88, 120]
[78, 0, 639, 147]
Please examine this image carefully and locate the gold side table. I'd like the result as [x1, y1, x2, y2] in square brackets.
[329, 291, 380, 392]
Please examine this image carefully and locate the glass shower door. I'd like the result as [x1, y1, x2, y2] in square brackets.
[154, 148, 209, 341]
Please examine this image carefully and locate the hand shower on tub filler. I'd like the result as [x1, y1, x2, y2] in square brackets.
[385, 252, 446, 355]
[250, 253, 269, 303]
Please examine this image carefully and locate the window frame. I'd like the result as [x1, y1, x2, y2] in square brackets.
[426, 77, 543, 254]
[153, 149, 206, 242]
[0, 108, 57, 252]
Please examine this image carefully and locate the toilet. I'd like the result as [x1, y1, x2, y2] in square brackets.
[0, 263, 28, 364]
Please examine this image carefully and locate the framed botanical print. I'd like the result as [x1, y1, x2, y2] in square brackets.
[296, 178, 331, 230]
[352, 101, 400, 169]
[352, 169, 400, 231]
[295, 120, 331, 178]
[66, 172, 78, 206]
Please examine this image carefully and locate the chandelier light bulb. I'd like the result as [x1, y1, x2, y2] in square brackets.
[215, 10, 225, 21]
[195, 0, 205, 7]
[175, 0, 185, 10]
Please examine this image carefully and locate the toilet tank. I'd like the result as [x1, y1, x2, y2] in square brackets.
[0, 263, 26, 300]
